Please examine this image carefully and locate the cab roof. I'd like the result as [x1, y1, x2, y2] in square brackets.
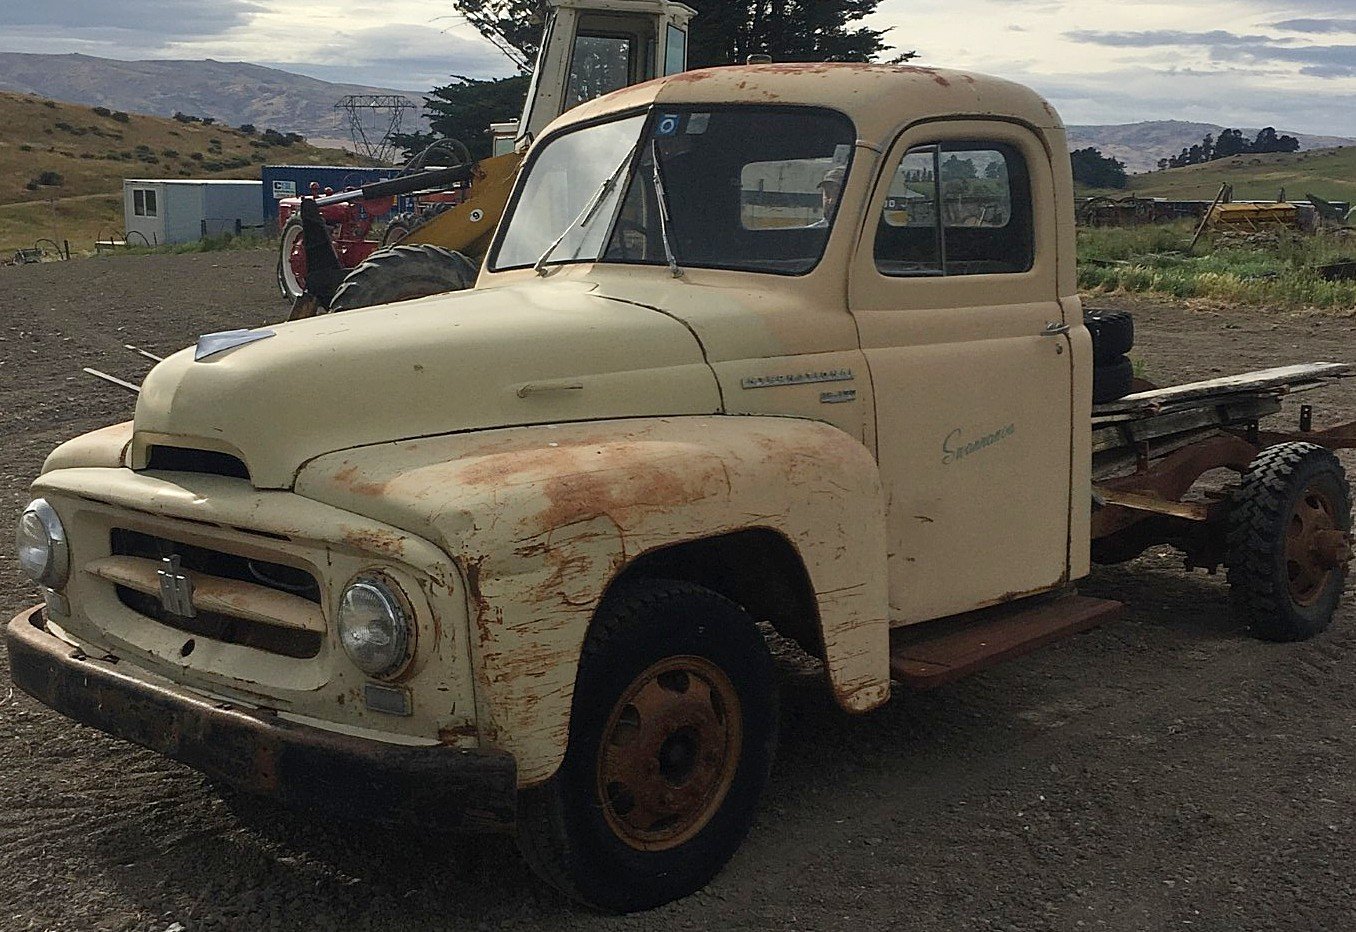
[551, 63, 1064, 146]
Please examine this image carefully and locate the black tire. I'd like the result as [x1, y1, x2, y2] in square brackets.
[326, 244, 478, 312]
[516, 580, 778, 913]
[1092, 354, 1134, 404]
[1084, 310, 1135, 361]
[276, 216, 306, 300]
[1227, 442, 1352, 642]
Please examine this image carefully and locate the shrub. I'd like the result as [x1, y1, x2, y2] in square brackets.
[92, 106, 112, 118]
[42, 100, 56, 109]
[112, 111, 130, 123]
[25, 181, 39, 190]
[173, 112, 196, 123]
[190, 152, 204, 161]
[18, 144, 32, 152]
[201, 117, 216, 126]
[32, 171, 64, 186]
[238, 123, 256, 135]
[162, 148, 179, 158]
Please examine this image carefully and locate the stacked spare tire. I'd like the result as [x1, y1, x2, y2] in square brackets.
[1085, 309, 1135, 404]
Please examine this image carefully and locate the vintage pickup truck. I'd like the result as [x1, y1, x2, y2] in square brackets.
[10, 64, 1354, 911]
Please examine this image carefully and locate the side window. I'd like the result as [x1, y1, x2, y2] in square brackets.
[566, 34, 633, 107]
[875, 142, 1033, 277]
[133, 189, 157, 218]
[665, 25, 687, 75]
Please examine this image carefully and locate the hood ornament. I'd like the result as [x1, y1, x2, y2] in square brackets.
[195, 328, 276, 361]
[157, 555, 196, 618]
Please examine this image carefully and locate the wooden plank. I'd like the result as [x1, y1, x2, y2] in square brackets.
[1091, 395, 1281, 455]
[889, 594, 1125, 690]
[1094, 363, 1350, 415]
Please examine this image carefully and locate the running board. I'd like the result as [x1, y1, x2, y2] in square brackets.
[889, 594, 1125, 690]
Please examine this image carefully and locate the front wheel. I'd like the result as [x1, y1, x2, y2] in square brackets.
[276, 217, 306, 300]
[1227, 442, 1353, 641]
[516, 580, 778, 912]
[326, 244, 478, 312]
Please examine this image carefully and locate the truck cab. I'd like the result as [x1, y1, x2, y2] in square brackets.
[10, 65, 1351, 913]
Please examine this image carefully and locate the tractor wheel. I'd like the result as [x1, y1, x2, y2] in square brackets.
[381, 212, 418, 247]
[1227, 442, 1353, 641]
[516, 580, 778, 912]
[276, 217, 306, 301]
[326, 244, 478, 312]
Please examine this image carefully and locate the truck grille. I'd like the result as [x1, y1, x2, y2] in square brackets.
[101, 529, 325, 659]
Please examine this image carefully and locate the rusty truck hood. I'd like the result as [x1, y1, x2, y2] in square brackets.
[132, 280, 721, 488]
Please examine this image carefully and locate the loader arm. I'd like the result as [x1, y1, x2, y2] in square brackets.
[404, 152, 524, 262]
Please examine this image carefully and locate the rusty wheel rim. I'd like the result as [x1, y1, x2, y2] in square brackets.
[596, 655, 742, 852]
[1285, 484, 1349, 607]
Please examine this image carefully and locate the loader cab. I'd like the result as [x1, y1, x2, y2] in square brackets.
[519, 0, 697, 142]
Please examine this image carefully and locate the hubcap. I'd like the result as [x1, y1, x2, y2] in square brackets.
[596, 655, 742, 851]
[1286, 485, 1351, 606]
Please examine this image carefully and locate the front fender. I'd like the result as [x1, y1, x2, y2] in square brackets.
[297, 416, 889, 784]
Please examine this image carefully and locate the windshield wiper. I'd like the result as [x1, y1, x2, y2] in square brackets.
[649, 140, 683, 279]
[534, 141, 639, 276]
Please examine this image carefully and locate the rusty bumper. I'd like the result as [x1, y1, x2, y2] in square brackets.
[6, 605, 516, 832]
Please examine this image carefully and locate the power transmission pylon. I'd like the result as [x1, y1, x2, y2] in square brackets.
[335, 95, 416, 163]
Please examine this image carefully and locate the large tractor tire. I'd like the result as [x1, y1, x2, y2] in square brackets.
[516, 580, 778, 912]
[1227, 442, 1352, 642]
[276, 216, 306, 301]
[326, 244, 479, 312]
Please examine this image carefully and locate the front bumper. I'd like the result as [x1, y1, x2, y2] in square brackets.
[6, 605, 516, 831]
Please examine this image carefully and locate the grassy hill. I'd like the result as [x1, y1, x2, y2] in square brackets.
[0, 90, 372, 253]
[1106, 146, 1356, 204]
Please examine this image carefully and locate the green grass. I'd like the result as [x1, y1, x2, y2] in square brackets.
[1078, 145, 1356, 204]
[1078, 221, 1356, 311]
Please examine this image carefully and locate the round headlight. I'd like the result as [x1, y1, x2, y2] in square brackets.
[16, 498, 69, 590]
[337, 575, 412, 677]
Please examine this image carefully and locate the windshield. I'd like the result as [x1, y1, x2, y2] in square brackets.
[490, 107, 856, 276]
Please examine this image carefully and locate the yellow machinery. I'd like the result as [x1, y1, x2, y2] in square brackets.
[307, 0, 697, 313]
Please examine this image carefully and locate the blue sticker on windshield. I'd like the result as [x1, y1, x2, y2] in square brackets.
[655, 113, 681, 137]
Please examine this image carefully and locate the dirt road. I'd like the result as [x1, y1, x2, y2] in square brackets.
[2, 251, 1355, 931]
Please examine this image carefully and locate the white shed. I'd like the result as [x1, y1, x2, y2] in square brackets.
[122, 179, 265, 246]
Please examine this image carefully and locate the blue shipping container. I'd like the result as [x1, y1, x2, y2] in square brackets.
[260, 165, 399, 224]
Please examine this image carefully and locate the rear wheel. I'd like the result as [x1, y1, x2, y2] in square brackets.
[1227, 442, 1352, 641]
[326, 244, 478, 312]
[276, 217, 305, 300]
[516, 580, 778, 912]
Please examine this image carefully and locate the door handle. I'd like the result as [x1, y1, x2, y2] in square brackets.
[1042, 321, 1071, 336]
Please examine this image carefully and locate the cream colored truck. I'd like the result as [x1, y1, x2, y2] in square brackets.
[10, 65, 1355, 912]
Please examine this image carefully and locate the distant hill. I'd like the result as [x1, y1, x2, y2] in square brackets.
[1117, 146, 1356, 205]
[0, 53, 418, 147]
[1068, 121, 1356, 175]
[0, 90, 371, 252]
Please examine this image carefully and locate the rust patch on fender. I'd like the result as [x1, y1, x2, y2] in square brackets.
[340, 525, 408, 556]
[331, 463, 387, 497]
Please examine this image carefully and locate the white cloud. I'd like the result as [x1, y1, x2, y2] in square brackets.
[2, 0, 1353, 134]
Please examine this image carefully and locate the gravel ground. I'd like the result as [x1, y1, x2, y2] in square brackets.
[2, 250, 1356, 931]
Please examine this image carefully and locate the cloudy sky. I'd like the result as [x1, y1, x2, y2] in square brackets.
[3, 1, 1355, 133]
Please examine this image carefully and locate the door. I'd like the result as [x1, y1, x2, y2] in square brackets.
[849, 120, 1074, 624]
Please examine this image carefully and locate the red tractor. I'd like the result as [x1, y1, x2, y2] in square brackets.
[275, 142, 472, 301]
